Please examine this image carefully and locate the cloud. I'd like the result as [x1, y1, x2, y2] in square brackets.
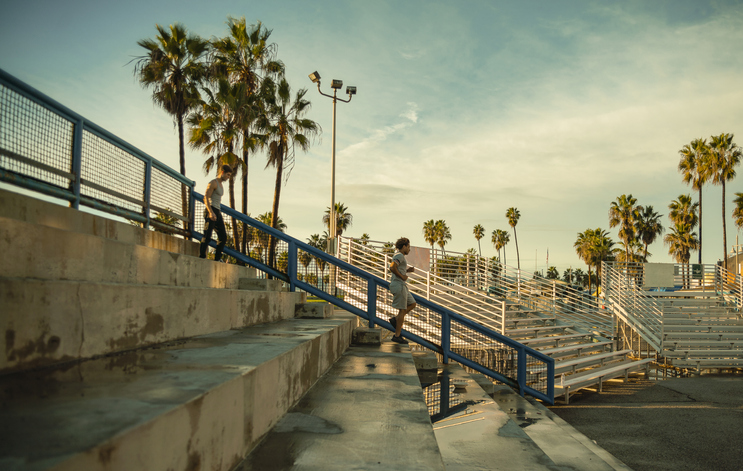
[339, 102, 419, 158]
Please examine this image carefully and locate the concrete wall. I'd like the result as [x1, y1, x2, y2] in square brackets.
[0, 188, 200, 256]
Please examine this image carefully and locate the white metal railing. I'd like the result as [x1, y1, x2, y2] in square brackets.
[339, 237, 612, 336]
[601, 262, 663, 351]
[338, 237, 507, 333]
[717, 264, 743, 310]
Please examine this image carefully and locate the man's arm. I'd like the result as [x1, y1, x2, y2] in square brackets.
[204, 181, 216, 220]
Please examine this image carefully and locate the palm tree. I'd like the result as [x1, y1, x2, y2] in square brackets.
[307, 234, 323, 281]
[705, 133, 742, 269]
[506, 208, 521, 270]
[435, 220, 452, 257]
[678, 138, 710, 264]
[211, 18, 284, 255]
[636, 205, 664, 262]
[491, 229, 510, 266]
[473, 224, 485, 257]
[298, 250, 312, 280]
[423, 219, 437, 270]
[546, 266, 559, 279]
[188, 78, 246, 249]
[669, 194, 699, 227]
[665, 223, 699, 264]
[134, 23, 209, 220]
[615, 240, 647, 263]
[609, 194, 640, 265]
[734, 192, 743, 231]
[323, 203, 353, 237]
[575, 228, 614, 293]
[261, 78, 320, 268]
[255, 211, 286, 263]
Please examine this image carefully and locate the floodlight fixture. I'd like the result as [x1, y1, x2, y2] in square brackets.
[330, 79, 343, 89]
[346, 86, 357, 96]
[308, 71, 321, 83]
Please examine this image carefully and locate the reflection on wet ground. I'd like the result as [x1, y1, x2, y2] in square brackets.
[421, 368, 491, 423]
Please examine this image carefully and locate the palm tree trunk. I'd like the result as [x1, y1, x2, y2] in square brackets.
[241, 144, 249, 255]
[229, 174, 239, 255]
[698, 187, 703, 265]
[722, 182, 728, 269]
[513, 229, 520, 271]
[268, 147, 284, 270]
[177, 114, 188, 232]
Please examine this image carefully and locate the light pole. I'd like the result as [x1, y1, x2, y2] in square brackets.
[308, 71, 356, 257]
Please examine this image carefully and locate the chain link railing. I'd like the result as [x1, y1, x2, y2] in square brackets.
[0, 68, 193, 235]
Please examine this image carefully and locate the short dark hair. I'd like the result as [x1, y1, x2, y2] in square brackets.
[395, 237, 410, 250]
[221, 165, 233, 174]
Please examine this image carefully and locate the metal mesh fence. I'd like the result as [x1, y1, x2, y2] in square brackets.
[150, 165, 188, 229]
[80, 130, 145, 213]
[0, 83, 74, 188]
[450, 319, 518, 384]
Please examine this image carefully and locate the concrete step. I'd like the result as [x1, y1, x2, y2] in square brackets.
[0, 188, 199, 256]
[0, 215, 255, 290]
[0, 315, 356, 471]
[1, 276, 305, 373]
[491, 385, 632, 470]
[238, 341, 445, 471]
[428, 363, 563, 470]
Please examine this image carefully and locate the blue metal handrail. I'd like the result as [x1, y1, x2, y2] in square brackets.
[195, 192, 555, 404]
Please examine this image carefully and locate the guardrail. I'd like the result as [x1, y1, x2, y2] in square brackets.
[601, 262, 664, 351]
[339, 236, 612, 337]
[0, 68, 194, 236]
[0, 68, 554, 404]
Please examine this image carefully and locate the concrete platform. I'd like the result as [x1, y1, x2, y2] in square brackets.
[1, 277, 305, 373]
[0, 188, 199, 256]
[0, 215, 256, 289]
[0, 315, 356, 471]
[238, 341, 445, 471]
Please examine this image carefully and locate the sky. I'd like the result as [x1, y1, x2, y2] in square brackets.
[2, 0, 743, 275]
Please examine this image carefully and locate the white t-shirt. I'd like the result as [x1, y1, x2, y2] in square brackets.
[391, 252, 408, 283]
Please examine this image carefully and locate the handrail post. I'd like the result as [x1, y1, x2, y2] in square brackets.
[367, 278, 376, 328]
[442, 312, 450, 364]
[188, 187, 196, 240]
[517, 347, 527, 397]
[71, 118, 83, 210]
[288, 240, 297, 292]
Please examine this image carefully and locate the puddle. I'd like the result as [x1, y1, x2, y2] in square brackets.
[421, 368, 490, 423]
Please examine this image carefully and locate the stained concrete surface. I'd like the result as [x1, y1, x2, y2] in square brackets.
[549, 374, 743, 471]
[0, 316, 354, 471]
[238, 342, 445, 471]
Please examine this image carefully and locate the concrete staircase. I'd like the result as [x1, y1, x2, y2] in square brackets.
[0, 189, 631, 470]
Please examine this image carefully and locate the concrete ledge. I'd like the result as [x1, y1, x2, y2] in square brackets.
[239, 278, 284, 291]
[0, 188, 200, 257]
[295, 302, 334, 319]
[352, 327, 381, 345]
[0, 277, 304, 373]
[0, 216, 256, 289]
[412, 351, 438, 371]
[239, 342, 445, 470]
[0, 316, 355, 471]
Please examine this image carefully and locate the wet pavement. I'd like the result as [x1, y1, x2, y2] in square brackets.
[0, 317, 353, 471]
[236, 341, 445, 471]
[549, 374, 743, 471]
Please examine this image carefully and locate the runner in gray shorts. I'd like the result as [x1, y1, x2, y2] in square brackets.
[389, 237, 417, 344]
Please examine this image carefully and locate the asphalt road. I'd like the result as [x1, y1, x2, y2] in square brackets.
[548, 374, 743, 471]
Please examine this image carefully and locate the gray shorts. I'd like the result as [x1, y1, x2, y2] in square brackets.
[390, 282, 415, 309]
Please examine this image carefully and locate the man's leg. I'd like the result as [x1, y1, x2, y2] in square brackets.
[214, 211, 227, 261]
[199, 215, 215, 258]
